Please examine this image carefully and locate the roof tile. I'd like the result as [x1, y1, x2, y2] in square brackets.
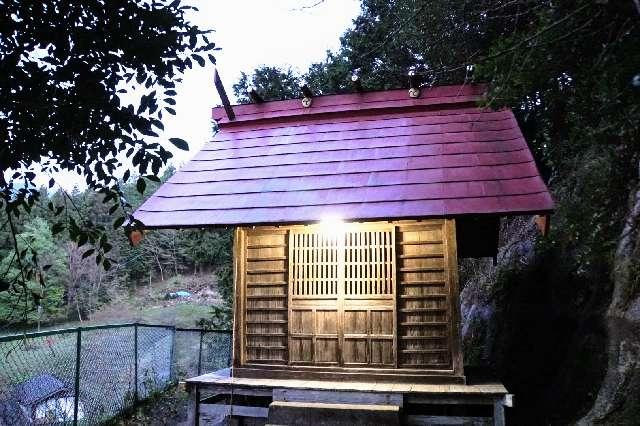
[134, 85, 553, 228]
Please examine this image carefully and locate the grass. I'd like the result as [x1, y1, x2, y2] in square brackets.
[3, 273, 222, 336]
[127, 303, 212, 328]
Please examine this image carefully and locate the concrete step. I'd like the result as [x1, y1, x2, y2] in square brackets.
[267, 401, 400, 425]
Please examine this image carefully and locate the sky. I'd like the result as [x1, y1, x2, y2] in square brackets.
[51, 0, 361, 191]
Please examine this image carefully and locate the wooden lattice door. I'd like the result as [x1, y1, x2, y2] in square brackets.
[288, 225, 396, 367]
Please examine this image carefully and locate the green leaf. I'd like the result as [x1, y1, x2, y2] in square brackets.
[82, 249, 95, 259]
[169, 137, 189, 150]
[136, 177, 146, 194]
[0, 279, 9, 292]
[140, 128, 159, 137]
[123, 169, 131, 182]
[193, 54, 205, 67]
[113, 216, 125, 229]
[52, 223, 65, 235]
[150, 119, 164, 131]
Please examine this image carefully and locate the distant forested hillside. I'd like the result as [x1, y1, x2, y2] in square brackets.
[0, 170, 231, 330]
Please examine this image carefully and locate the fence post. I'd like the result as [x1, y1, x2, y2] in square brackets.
[134, 323, 139, 403]
[73, 327, 82, 426]
[197, 330, 203, 375]
[169, 326, 176, 383]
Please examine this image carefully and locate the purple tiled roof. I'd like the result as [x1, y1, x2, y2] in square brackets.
[134, 85, 553, 228]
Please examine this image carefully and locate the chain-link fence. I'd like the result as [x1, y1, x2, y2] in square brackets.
[0, 323, 231, 425]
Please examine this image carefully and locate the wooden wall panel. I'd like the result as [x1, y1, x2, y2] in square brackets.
[397, 221, 455, 370]
[235, 219, 463, 378]
[243, 228, 289, 364]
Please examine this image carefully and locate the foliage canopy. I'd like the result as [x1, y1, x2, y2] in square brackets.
[0, 0, 217, 306]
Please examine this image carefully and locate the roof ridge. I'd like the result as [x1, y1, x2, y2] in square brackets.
[213, 84, 487, 126]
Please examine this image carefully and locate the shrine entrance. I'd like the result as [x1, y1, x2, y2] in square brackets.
[287, 224, 396, 367]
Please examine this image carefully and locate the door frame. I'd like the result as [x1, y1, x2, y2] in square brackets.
[287, 223, 397, 368]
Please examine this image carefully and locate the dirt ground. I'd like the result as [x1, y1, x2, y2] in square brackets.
[110, 386, 190, 426]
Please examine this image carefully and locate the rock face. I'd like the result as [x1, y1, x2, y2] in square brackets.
[459, 216, 542, 370]
[578, 177, 640, 424]
[459, 180, 640, 424]
[459, 216, 608, 424]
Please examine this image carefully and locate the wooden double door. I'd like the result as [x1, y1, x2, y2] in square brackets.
[287, 225, 397, 367]
[239, 220, 459, 374]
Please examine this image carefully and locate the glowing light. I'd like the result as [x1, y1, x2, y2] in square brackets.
[319, 215, 346, 236]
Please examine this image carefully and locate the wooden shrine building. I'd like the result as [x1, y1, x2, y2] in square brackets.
[134, 84, 553, 424]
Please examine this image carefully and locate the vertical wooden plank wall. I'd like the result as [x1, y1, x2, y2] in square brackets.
[396, 220, 459, 371]
[234, 219, 462, 376]
[242, 228, 289, 365]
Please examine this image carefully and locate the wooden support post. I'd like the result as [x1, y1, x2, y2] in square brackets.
[493, 398, 505, 426]
[213, 67, 235, 121]
[197, 329, 204, 375]
[185, 384, 199, 426]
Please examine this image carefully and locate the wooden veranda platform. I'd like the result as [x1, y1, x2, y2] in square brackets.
[184, 368, 512, 425]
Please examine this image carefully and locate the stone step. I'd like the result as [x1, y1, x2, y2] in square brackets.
[267, 401, 400, 426]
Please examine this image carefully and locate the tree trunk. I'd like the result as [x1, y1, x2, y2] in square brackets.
[156, 255, 164, 281]
[76, 292, 83, 323]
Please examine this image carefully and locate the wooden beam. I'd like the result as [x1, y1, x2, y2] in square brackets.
[273, 388, 403, 406]
[301, 84, 313, 98]
[199, 404, 268, 419]
[248, 87, 264, 103]
[408, 71, 420, 98]
[408, 71, 420, 89]
[351, 74, 363, 92]
[407, 415, 493, 425]
[493, 398, 505, 426]
[446, 219, 465, 381]
[185, 384, 198, 425]
[535, 214, 551, 236]
[126, 229, 144, 247]
[301, 85, 313, 107]
[213, 67, 235, 121]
